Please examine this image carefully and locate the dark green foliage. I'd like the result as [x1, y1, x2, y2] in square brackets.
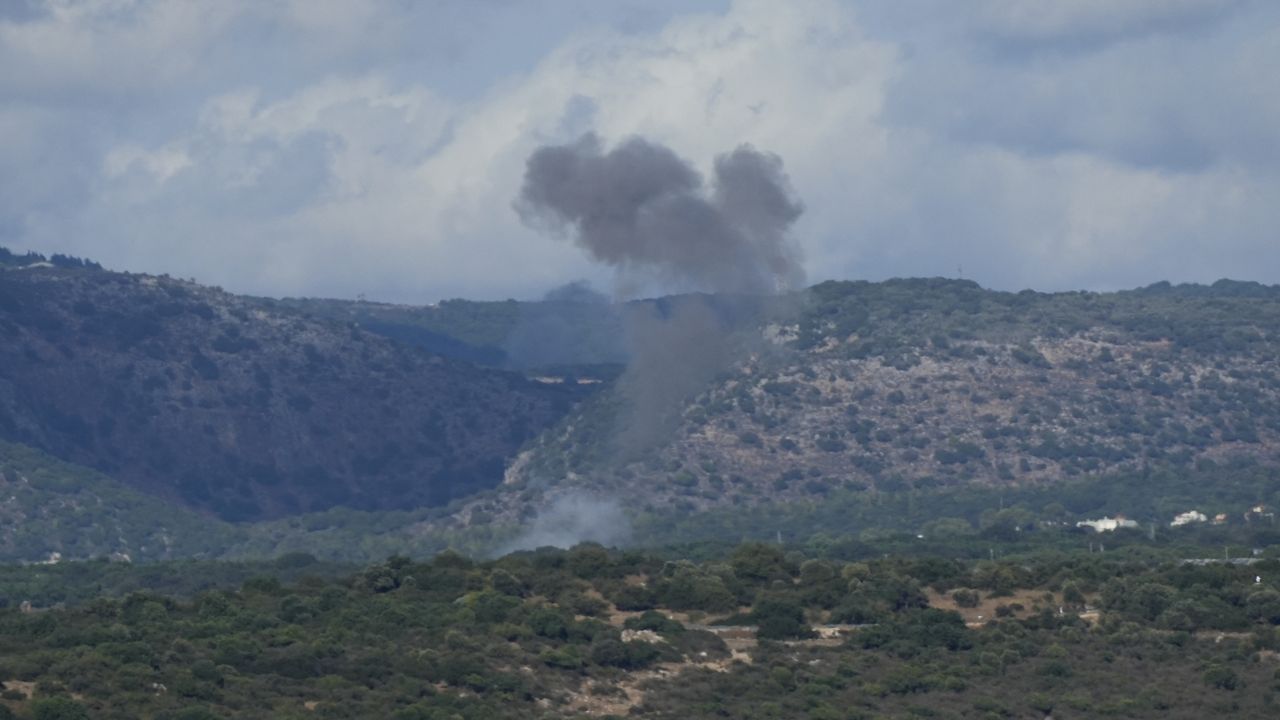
[1203, 665, 1241, 690]
[0, 542, 1279, 718]
[29, 698, 89, 720]
[590, 637, 661, 668]
[0, 266, 579, 521]
[752, 595, 814, 640]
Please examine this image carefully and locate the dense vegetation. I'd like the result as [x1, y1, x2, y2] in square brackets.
[2, 541, 1280, 718]
[5, 431, 1280, 568]
[273, 286, 627, 372]
[0, 441, 236, 562]
[0, 261, 580, 521]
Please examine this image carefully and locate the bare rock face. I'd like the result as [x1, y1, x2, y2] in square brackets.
[0, 266, 579, 520]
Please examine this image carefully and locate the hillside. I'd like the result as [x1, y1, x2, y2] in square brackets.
[268, 288, 627, 372]
[0, 440, 238, 562]
[5, 253, 1280, 552]
[476, 278, 1280, 526]
[0, 262, 581, 521]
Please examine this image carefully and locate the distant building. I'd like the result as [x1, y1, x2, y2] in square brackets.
[1076, 516, 1138, 533]
[1212, 513, 1229, 525]
[1245, 505, 1275, 523]
[1171, 510, 1207, 527]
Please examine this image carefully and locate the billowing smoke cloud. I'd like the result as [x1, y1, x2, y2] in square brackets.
[500, 492, 630, 552]
[514, 133, 806, 518]
[517, 133, 804, 295]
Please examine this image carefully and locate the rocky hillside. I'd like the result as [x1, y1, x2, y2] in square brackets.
[0, 262, 581, 520]
[479, 278, 1280, 523]
[0, 440, 237, 562]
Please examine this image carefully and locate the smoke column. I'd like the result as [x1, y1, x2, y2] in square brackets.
[517, 133, 804, 294]
[517, 132, 805, 453]
[500, 491, 629, 553]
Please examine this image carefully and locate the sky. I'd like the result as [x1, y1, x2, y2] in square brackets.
[1, 0, 1278, 302]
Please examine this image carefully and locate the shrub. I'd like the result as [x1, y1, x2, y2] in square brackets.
[1202, 665, 1240, 690]
[752, 595, 814, 640]
[30, 697, 90, 720]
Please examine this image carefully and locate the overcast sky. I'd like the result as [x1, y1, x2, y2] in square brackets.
[2, 0, 1278, 302]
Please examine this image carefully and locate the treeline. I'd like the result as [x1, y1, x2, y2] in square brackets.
[0, 247, 100, 270]
[797, 276, 1280, 357]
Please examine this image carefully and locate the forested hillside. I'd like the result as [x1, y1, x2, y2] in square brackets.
[270, 284, 626, 372]
[0, 262, 580, 521]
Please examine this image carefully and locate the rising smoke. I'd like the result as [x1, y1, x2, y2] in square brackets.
[500, 491, 629, 553]
[511, 134, 806, 546]
[516, 133, 804, 295]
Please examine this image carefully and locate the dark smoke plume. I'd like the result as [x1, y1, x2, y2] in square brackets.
[517, 133, 804, 295]
[517, 133, 805, 456]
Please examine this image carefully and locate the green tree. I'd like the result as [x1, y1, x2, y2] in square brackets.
[30, 697, 90, 720]
[1246, 589, 1280, 625]
[752, 595, 814, 640]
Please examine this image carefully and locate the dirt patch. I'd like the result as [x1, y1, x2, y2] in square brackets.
[690, 625, 758, 652]
[1, 680, 35, 700]
[928, 588, 1068, 625]
[621, 629, 663, 644]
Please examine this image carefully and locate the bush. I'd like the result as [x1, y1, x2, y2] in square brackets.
[590, 638, 661, 669]
[1202, 665, 1240, 690]
[752, 595, 814, 640]
[30, 697, 90, 720]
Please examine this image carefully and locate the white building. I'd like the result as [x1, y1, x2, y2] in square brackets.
[1076, 516, 1139, 533]
[1170, 510, 1208, 527]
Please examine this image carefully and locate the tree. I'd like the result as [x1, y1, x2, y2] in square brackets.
[1203, 665, 1240, 690]
[1061, 581, 1086, 607]
[30, 697, 90, 720]
[752, 595, 814, 640]
[1246, 590, 1280, 625]
[730, 543, 793, 583]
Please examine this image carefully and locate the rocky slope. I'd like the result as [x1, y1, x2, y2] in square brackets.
[0, 263, 581, 520]
[470, 278, 1280, 525]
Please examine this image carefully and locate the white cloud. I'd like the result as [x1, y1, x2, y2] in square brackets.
[972, 0, 1244, 41]
[2, 0, 1279, 300]
[0, 0, 242, 98]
